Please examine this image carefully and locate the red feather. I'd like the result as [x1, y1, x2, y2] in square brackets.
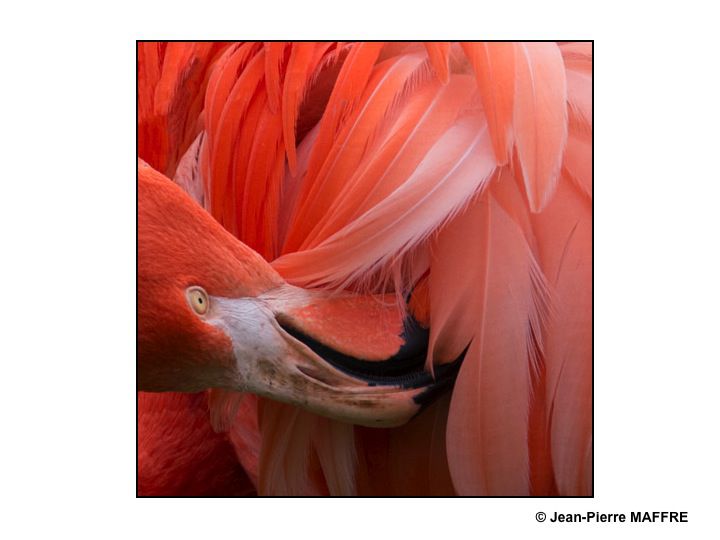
[461, 42, 517, 164]
[425, 42, 451, 84]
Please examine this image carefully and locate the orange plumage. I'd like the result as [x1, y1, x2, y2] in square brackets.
[137, 41, 592, 496]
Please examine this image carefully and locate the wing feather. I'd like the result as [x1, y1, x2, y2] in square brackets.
[461, 42, 517, 164]
[424, 42, 451, 84]
[440, 191, 548, 495]
[532, 174, 592, 495]
[282, 42, 384, 251]
[281, 43, 331, 175]
[264, 42, 286, 113]
[514, 42, 568, 212]
[273, 112, 497, 290]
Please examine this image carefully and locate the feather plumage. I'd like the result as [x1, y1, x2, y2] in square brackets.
[513, 42, 568, 212]
[424, 42, 451, 84]
[281, 43, 327, 175]
[273, 112, 497, 290]
[137, 41, 592, 497]
[205, 48, 265, 231]
[138, 392, 255, 496]
[263, 42, 286, 114]
[532, 174, 592, 495]
[441, 189, 549, 495]
[461, 41, 517, 164]
[282, 42, 384, 252]
[303, 75, 477, 251]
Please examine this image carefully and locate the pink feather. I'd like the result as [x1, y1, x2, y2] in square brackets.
[514, 42, 568, 212]
[462, 42, 517, 164]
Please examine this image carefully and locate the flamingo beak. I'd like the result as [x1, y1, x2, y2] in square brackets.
[201, 291, 461, 428]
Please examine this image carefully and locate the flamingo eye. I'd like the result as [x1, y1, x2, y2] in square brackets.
[186, 286, 209, 315]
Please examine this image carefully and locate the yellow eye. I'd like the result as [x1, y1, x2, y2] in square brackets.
[186, 286, 209, 315]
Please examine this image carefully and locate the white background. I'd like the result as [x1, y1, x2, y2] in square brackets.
[1, 1, 718, 538]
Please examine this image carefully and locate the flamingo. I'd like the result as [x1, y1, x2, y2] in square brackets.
[137, 41, 592, 496]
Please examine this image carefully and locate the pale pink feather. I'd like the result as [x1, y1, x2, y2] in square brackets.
[440, 192, 547, 495]
[532, 174, 592, 496]
[514, 42, 568, 212]
[304, 75, 478, 248]
[273, 112, 497, 290]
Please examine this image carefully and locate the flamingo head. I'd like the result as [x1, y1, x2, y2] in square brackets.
[138, 162, 461, 427]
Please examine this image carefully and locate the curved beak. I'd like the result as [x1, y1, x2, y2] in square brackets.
[202, 287, 460, 428]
